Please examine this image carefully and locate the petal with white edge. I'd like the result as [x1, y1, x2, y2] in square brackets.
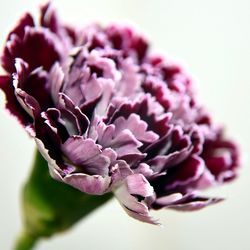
[114, 174, 159, 225]
[64, 173, 111, 195]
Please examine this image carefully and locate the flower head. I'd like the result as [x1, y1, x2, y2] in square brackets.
[0, 3, 240, 224]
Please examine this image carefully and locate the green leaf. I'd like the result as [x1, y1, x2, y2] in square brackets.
[15, 150, 113, 249]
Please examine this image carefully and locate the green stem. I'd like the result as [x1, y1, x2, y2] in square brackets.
[14, 231, 38, 250]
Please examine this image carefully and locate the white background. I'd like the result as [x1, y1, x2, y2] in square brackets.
[0, 0, 250, 249]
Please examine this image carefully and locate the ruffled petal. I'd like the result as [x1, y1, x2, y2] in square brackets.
[167, 156, 205, 189]
[62, 137, 111, 176]
[35, 137, 65, 181]
[153, 193, 223, 211]
[1, 12, 34, 72]
[114, 174, 159, 224]
[48, 62, 64, 104]
[105, 25, 148, 61]
[113, 114, 159, 143]
[3, 26, 62, 73]
[202, 138, 239, 183]
[166, 195, 224, 211]
[0, 75, 32, 126]
[58, 93, 90, 136]
[64, 173, 111, 195]
[40, 2, 60, 34]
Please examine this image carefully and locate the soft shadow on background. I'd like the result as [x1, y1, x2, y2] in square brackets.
[0, 0, 249, 249]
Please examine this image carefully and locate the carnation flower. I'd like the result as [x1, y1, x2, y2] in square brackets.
[0, 3, 240, 224]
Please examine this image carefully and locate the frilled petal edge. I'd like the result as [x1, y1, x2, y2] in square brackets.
[0, 75, 33, 126]
[35, 137, 112, 195]
[154, 193, 224, 211]
[64, 174, 111, 195]
[114, 174, 160, 225]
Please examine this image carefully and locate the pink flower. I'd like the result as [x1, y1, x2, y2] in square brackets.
[0, 3, 240, 224]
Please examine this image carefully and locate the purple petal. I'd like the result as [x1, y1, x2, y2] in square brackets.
[80, 76, 103, 104]
[96, 122, 116, 147]
[114, 174, 159, 224]
[154, 193, 183, 206]
[144, 124, 191, 163]
[142, 76, 171, 111]
[40, 2, 59, 33]
[134, 163, 154, 178]
[41, 108, 70, 142]
[0, 75, 32, 126]
[146, 146, 192, 174]
[94, 78, 115, 116]
[105, 25, 148, 61]
[64, 50, 109, 111]
[49, 62, 64, 104]
[113, 114, 159, 143]
[110, 129, 142, 157]
[14, 58, 53, 111]
[1, 12, 34, 72]
[22, 27, 62, 71]
[110, 160, 133, 184]
[11, 59, 43, 120]
[193, 169, 216, 190]
[202, 138, 240, 183]
[87, 49, 121, 81]
[35, 138, 65, 181]
[58, 93, 90, 136]
[64, 173, 111, 195]
[165, 156, 205, 190]
[62, 137, 110, 176]
[14, 88, 41, 119]
[166, 195, 224, 211]
[116, 58, 141, 96]
[36, 137, 111, 195]
[153, 192, 223, 210]
[96, 120, 143, 157]
[126, 174, 154, 197]
[3, 26, 62, 72]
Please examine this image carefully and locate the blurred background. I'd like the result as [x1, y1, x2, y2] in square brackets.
[0, 0, 249, 249]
